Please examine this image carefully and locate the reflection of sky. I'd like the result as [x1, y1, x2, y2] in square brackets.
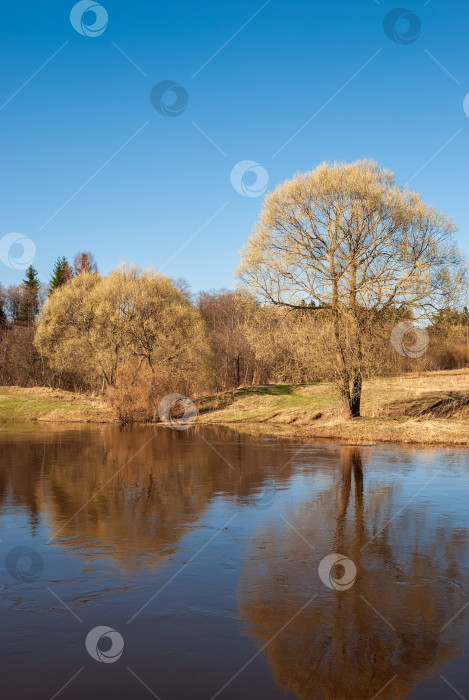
[2, 445, 469, 576]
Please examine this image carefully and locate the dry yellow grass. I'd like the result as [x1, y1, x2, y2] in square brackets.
[197, 370, 469, 446]
[1, 371, 469, 445]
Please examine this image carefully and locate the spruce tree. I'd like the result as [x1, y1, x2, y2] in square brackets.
[49, 256, 72, 294]
[19, 265, 41, 325]
[23, 264, 40, 289]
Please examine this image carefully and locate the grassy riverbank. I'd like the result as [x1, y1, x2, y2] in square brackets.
[1, 369, 469, 445]
[196, 369, 469, 445]
[0, 386, 112, 424]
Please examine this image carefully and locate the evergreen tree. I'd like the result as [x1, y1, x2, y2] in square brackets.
[49, 256, 72, 294]
[23, 264, 40, 289]
[18, 265, 41, 325]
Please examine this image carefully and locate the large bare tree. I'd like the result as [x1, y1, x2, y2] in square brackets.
[237, 160, 466, 417]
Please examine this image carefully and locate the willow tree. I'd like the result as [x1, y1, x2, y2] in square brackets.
[35, 266, 211, 410]
[237, 160, 466, 417]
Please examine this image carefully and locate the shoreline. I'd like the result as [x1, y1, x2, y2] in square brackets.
[1, 414, 468, 448]
[195, 418, 469, 447]
[1, 370, 469, 447]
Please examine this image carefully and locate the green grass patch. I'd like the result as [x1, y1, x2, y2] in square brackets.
[0, 387, 111, 424]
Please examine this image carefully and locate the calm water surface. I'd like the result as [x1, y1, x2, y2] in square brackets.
[1, 424, 468, 700]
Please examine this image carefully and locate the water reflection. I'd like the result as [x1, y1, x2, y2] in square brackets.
[238, 447, 469, 700]
[1, 426, 468, 699]
[0, 424, 310, 570]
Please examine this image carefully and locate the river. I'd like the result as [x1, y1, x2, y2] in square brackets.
[1, 423, 468, 699]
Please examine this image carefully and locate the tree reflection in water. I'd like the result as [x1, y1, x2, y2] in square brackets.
[238, 447, 469, 700]
[1, 427, 468, 698]
[0, 425, 308, 571]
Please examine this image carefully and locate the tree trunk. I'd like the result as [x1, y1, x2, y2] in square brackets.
[350, 371, 362, 418]
[341, 372, 362, 418]
[349, 393, 361, 418]
[341, 384, 352, 418]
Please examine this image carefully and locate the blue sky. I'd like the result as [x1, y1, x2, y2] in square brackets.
[1, 0, 468, 291]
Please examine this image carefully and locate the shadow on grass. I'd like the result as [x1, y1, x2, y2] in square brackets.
[196, 384, 322, 416]
[386, 391, 469, 419]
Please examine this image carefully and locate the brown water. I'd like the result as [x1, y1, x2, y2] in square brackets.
[1, 423, 468, 700]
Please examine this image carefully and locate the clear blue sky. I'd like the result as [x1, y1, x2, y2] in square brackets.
[1, 0, 468, 291]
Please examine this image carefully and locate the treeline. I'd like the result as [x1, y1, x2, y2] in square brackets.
[1, 254, 468, 421]
[0, 253, 96, 387]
